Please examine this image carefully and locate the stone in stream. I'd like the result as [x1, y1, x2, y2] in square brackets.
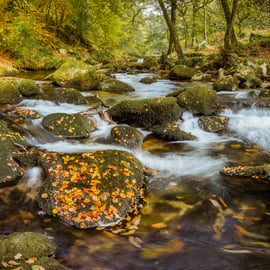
[37, 150, 144, 228]
[176, 84, 218, 116]
[107, 97, 181, 128]
[52, 87, 89, 104]
[110, 125, 144, 149]
[198, 116, 228, 132]
[51, 60, 101, 90]
[0, 80, 22, 104]
[42, 112, 96, 139]
[220, 164, 270, 192]
[0, 232, 67, 270]
[0, 121, 27, 184]
[98, 78, 135, 93]
[213, 76, 239, 91]
[169, 64, 196, 80]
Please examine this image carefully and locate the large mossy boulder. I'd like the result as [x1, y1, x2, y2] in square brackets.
[0, 232, 67, 270]
[15, 79, 42, 97]
[37, 150, 144, 228]
[42, 113, 95, 139]
[177, 85, 218, 115]
[220, 164, 270, 192]
[107, 97, 181, 128]
[150, 123, 196, 141]
[110, 125, 144, 149]
[51, 60, 100, 90]
[99, 78, 135, 93]
[169, 65, 196, 80]
[52, 88, 88, 104]
[0, 121, 27, 184]
[198, 116, 228, 132]
[0, 80, 22, 104]
[213, 76, 239, 91]
[142, 57, 160, 70]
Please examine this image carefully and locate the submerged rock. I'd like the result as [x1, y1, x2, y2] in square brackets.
[51, 60, 100, 90]
[99, 78, 135, 93]
[177, 85, 218, 115]
[38, 150, 144, 228]
[107, 97, 181, 128]
[110, 125, 144, 149]
[150, 123, 196, 141]
[42, 113, 95, 139]
[220, 164, 270, 192]
[0, 232, 67, 270]
[140, 76, 158, 84]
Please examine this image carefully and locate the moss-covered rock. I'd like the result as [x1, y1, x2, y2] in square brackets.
[15, 107, 42, 119]
[15, 79, 42, 97]
[220, 164, 270, 192]
[99, 78, 135, 93]
[177, 85, 218, 115]
[169, 65, 196, 80]
[110, 125, 144, 149]
[0, 80, 22, 104]
[213, 76, 239, 91]
[42, 113, 95, 139]
[142, 57, 160, 70]
[238, 75, 262, 89]
[150, 123, 196, 141]
[198, 116, 228, 132]
[191, 72, 213, 82]
[0, 232, 67, 270]
[140, 76, 158, 84]
[259, 88, 270, 98]
[107, 97, 181, 128]
[53, 88, 88, 104]
[0, 121, 27, 184]
[52, 60, 100, 90]
[37, 150, 144, 228]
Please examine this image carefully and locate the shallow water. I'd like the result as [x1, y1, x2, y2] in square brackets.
[1, 73, 270, 270]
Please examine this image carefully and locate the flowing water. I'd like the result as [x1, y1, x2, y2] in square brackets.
[1, 72, 270, 270]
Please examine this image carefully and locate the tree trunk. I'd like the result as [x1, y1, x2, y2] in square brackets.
[167, 0, 177, 55]
[158, 0, 184, 62]
[203, 0, 207, 42]
[220, 0, 238, 52]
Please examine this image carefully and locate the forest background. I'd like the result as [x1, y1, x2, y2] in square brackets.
[0, 0, 269, 69]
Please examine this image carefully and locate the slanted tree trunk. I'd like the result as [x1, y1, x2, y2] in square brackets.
[158, 0, 185, 62]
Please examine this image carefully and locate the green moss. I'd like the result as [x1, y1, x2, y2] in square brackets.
[54, 88, 88, 104]
[0, 80, 22, 104]
[213, 76, 239, 91]
[177, 85, 218, 116]
[15, 79, 42, 97]
[198, 116, 228, 132]
[169, 65, 196, 80]
[107, 97, 181, 128]
[42, 113, 95, 138]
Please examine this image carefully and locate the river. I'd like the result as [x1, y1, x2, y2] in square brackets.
[0, 72, 270, 270]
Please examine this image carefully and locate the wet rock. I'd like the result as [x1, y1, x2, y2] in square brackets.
[177, 85, 218, 116]
[15, 107, 42, 119]
[15, 79, 42, 97]
[150, 123, 196, 141]
[37, 150, 144, 228]
[110, 125, 144, 149]
[53, 88, 88, 104]
[107, 97, 181, 128]
[213, 76, 239, 91]
[42, 113, 95, 139]
[99, 78, 135, 93]
[0, 121, 27, 184]
[0, 232, 67, 270]
[220, 164, 270, 192]
[51, 60, 100, 90]
[142, 57, 160, 70]
[198, 116, 229, 132]
[139, 76, 158, 84]
[0, 80, 22, 104]
[259, 88, 270, 98]
[169, 65, 196, 80]
[237, 75, 262, 89]
[191, 72, 213, 82]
